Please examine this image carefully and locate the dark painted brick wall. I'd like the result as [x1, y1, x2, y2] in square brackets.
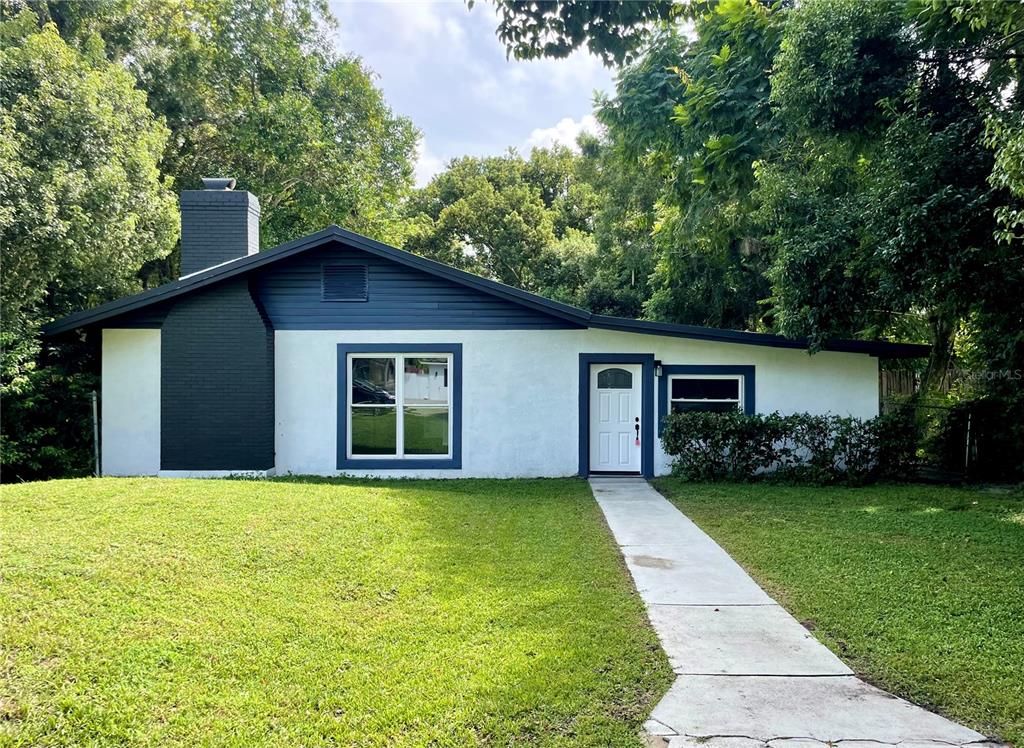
[179, 190, 260, 276]
[160, 277, 274, 470]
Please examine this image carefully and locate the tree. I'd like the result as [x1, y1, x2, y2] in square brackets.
[769, 0, 912, 135]
[2, 0, 419, 481]
[1, 11, 178, 478]
[404, 147, 603, 295]
[2, 0, 420, 480]
[986, 111, 1024, 244]
[575, 133, 661, 318]
[597, 0, 783, 329]
[405, 153, 555, 289]
[27, 0, 419, 261]
[564, 0, 1024, 386]
[533, 228, 600, 307]
[405, 141, 672, 315]
[759, 0, 1023, 389]
[480, 0, 678, 65]
[924, 0, 1024, 247]
[0, 12, 178, 369]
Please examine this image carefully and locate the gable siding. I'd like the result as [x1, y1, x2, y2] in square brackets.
[254, 243, 581, 329]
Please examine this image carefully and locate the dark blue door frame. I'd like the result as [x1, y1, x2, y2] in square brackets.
[578, 353, 655, 478]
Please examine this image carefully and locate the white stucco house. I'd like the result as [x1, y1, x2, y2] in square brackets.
[44, 180, 928, 479]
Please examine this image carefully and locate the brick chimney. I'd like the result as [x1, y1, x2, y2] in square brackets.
[179, 178, 260, 277]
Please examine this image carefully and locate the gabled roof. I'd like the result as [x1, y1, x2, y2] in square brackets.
[43, 226, 591, 335]
[43, 224, 930, 358]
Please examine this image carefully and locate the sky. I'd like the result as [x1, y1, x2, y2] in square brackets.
[328, 0, 617, 186]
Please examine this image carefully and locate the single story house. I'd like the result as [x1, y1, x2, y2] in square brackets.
[44, 180, 928, 479]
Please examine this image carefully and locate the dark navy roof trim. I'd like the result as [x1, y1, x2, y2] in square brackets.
[43, 225, 930, 358]
[588, 315, 930, 358]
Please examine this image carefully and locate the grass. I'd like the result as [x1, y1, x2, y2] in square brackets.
[652, 478, 1024, 744]
[1, 477, 670, 747]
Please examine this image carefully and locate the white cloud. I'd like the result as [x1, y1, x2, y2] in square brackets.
[525, 114, 601, 151]
[396, 1, 443, 39]
[414, 138, 446, 187]
[331, 0, 615, 170]
[442, 17, 466, 46]
[507, 67, 530, 85]
[540, 52, 608, 94]
[335, 0, 451, 54]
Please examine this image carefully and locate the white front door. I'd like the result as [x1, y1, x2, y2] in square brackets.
[589, 364, 642, 473]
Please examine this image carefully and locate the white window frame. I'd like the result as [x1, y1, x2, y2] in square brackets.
[668, 374, 744, 412]
[347, 352, 453, 460]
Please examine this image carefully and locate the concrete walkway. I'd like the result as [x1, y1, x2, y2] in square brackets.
[588, 477, 998, 748]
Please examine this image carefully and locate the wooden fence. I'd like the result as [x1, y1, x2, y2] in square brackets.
[879, 369, 920, 403]
[879, 369, 965, 410]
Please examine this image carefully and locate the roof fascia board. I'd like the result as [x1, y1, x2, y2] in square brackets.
[589, 315, 929, 358]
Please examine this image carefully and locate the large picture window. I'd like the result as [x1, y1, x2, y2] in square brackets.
[338, 344, 462, 469]
[349, 354, 451, 458]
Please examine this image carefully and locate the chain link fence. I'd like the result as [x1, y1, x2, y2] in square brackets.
[880, 370, 1024, 482]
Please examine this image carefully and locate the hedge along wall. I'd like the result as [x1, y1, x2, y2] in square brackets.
[660, 410, 917, 485]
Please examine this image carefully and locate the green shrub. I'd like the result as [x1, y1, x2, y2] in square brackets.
[872, 404, 920, 477]
[659, 410, 786, 481]
[661, 408, 917, 485]
[0, 363, 97, 482]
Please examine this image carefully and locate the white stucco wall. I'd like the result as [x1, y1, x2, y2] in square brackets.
[275, 328, 879, 478]
[101, 328, 161, 476]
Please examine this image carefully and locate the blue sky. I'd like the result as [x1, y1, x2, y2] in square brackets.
[329, 0, 616, 185]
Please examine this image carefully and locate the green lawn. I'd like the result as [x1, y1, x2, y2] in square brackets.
[652, 479, 1024, 744]
[1, 478, 670, 747]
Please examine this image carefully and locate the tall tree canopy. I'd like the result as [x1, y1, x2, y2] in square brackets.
[0, 10, 180, 478]
[759, 0, 1022, 386]
[597, 0, 782, 329]
[404, 147, 600, 304]
[2, 0, 419, 479]
[482, 0, 678, 65]
[0, 11, 178, 376]
[27, 0, 419, 254]
[574, 133, 661, 318]
[516, 0, 1024, 388]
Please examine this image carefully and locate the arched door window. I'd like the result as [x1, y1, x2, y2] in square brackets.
[597, 368, 633, 389]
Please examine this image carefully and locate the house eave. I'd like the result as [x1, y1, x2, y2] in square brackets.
[42, 224, 930, 359]
[588, 315, 930, 358]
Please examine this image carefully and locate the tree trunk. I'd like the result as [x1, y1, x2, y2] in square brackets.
[920, 312, 955, 396]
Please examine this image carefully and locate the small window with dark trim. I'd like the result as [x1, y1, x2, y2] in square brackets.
[669, 375, 743, 414]
[322, 264, 368, 301]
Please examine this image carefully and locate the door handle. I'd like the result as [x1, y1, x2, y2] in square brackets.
[634, 417, 640, 444]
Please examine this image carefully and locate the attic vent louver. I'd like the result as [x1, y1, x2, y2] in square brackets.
[322, 264, 368, 301]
